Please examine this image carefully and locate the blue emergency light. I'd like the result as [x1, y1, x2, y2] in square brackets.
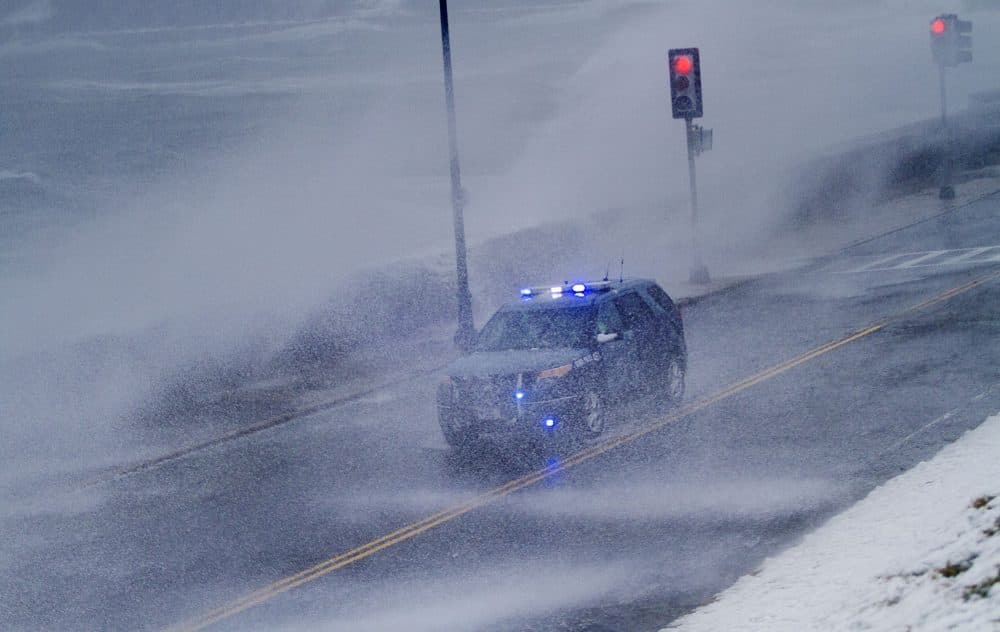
[519, 280, 615, 299]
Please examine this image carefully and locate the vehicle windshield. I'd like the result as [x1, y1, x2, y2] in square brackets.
[475, 305, 596, 351]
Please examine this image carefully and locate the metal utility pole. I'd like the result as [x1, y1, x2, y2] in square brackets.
[439, 0, 475, 349]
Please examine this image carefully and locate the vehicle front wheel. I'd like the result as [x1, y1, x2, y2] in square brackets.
[664, 355, 685, 404]
[439, 410, 472, 451]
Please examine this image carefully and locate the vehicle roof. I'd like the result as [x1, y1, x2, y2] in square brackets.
[499, 278, 658, 312]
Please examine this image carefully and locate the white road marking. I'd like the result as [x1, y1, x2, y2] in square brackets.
[879, 381, 1000, 456]
[943, 246, 993, 264]
[894, 250, 948, 268]
[879, 411, 955, 456]
[852, 253, 914, 272]
[834, 245, 1000, 274]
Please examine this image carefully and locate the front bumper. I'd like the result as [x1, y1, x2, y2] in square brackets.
[438, 383, 585, 441]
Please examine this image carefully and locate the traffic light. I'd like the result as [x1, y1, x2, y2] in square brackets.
[668, 48, 702, 119]
[930, 16, 948, 64]
[954, 17, 973, 65]
[930, 14, 973, 67]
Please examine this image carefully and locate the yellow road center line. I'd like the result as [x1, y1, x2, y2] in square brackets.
[169, 269, 1000, 632]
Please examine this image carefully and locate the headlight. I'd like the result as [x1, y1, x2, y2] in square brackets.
[537, 363, 573, 380]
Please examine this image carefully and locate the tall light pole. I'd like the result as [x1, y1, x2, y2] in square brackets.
[439, 0, 475, 349]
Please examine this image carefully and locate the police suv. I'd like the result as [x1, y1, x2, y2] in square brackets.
[437, 278, 686, 449]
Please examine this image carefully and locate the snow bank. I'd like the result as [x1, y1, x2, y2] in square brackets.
[663, 412, 1000, 632]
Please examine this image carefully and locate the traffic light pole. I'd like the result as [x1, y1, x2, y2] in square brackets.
[938, 62, 947, 128]
[438, 0, 476, 350]
[930, 14, 972, 201]
[937, 62, 955, 200]
[685, 117, 710, 284]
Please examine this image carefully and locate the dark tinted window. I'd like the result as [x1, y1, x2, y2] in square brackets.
[645, 284, 676, 314]
[475, 306, 596, 351]
[613, 292, 655, 333]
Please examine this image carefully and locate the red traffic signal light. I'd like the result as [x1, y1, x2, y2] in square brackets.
[667, 48, 702, 120]
[930, 14, 973, 66]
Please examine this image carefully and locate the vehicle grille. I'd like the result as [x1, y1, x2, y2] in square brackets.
[453, 375, 518, 419]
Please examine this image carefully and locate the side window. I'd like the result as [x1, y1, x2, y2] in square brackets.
[596, 302, 624, 335]
[645, 284, 676, 315]
[614, 292, 655, 334]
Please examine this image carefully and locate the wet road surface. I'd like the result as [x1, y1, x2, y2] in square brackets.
[2, 192, 999, 631]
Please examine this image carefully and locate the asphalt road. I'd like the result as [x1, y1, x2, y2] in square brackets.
[2, 191, 999, 632]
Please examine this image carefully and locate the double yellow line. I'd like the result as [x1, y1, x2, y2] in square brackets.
[170, 269, 1000, 632]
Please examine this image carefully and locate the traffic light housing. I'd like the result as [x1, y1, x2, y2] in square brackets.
[954, 17, 973, 65]
[668, 48, 703, 119]
[930, 14, 972, 67]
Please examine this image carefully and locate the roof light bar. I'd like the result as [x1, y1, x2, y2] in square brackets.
[519, 280, 616, 298]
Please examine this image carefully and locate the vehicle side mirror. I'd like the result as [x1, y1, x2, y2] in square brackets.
[595, 332, 619, 344]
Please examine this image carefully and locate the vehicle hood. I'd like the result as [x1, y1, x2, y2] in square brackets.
[446, 348, 590, 378]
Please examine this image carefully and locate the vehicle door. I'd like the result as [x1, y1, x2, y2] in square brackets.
[643, 284, 683, 342]
[613, 291, 661, 392]
[640, 284, 685, 372]
[595, 301, 630, 398]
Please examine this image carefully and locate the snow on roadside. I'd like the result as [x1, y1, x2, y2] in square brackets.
[662, 412, 1000, 632]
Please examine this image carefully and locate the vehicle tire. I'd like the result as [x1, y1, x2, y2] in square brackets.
[438, 409, 471, 451]
[664, 354, 686, 404]
[582, 390, 606, 434]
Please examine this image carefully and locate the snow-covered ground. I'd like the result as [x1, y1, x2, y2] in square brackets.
[662, 411, 1000, 632]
